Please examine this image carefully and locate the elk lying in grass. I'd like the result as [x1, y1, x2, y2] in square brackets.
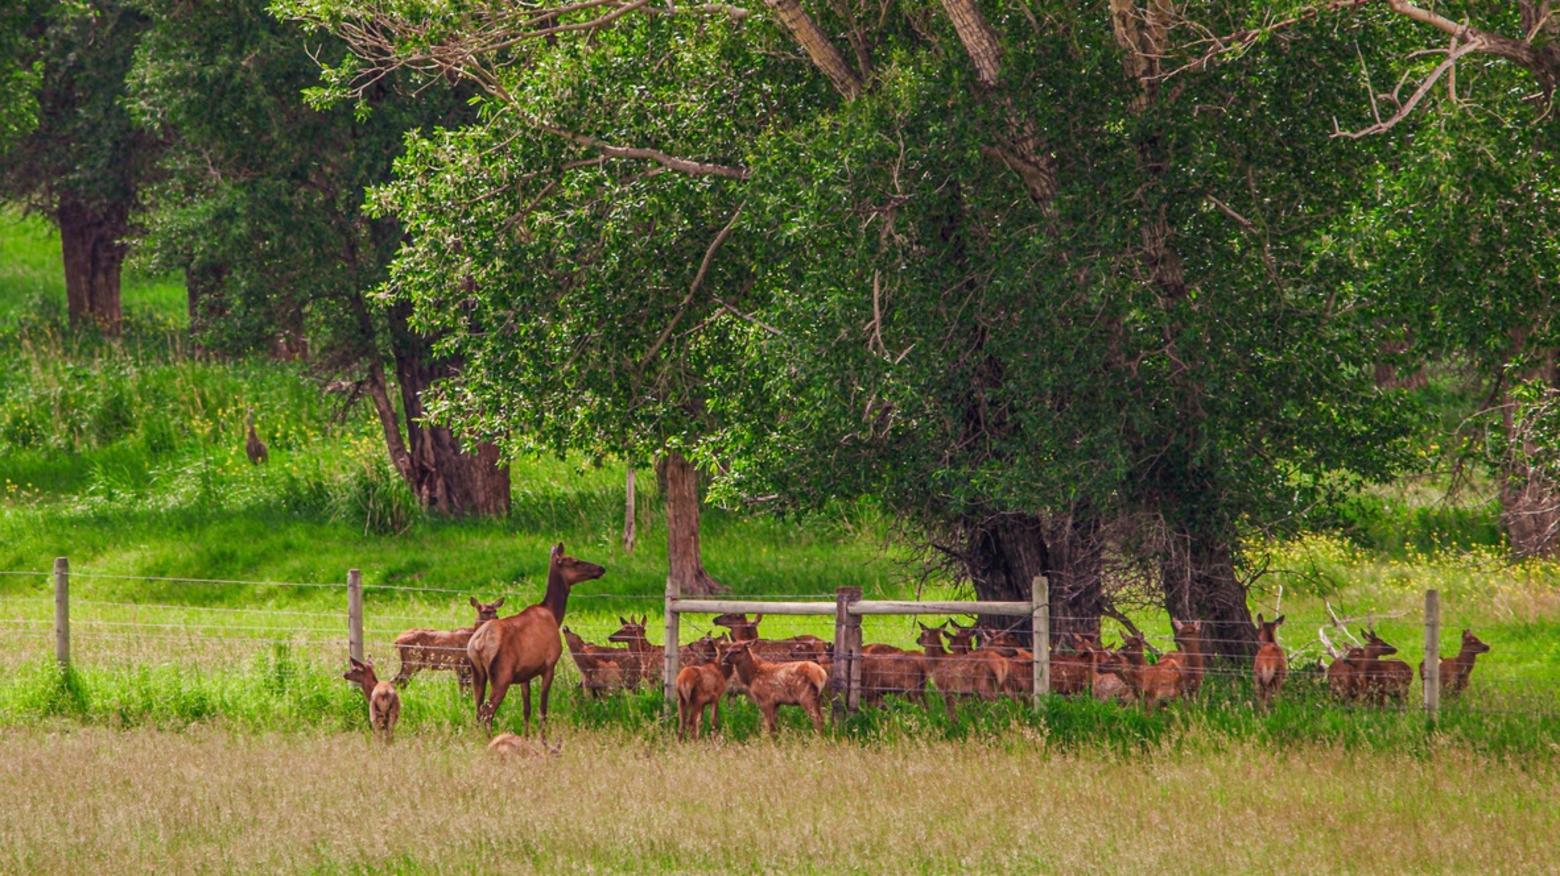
[917, 622, 1004, 720]
[468, 543, 606, 734]
[487, 732, 563, 759]
[943, 622, 1020, 696]
[392, 597, 505, 689]
[1077, 637, 1133, 703]
[561, 627, 630, 697]
[344, 657, 400, 744]
[609, 615, 719, 689]
[676, 637, 733, 740]
[718, 639, 829, 736]
[1327, 629, 1398, 703]
[712, 612, 832, 663]
[1116, 634, 1182, 710]
[1421, 629, 1491, 697]
[1360, 631, 1413, 705]
[1252, 614, 1287, 709]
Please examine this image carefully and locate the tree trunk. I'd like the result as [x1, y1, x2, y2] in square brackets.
[623, 468, 637, 553]
[1500, 358, 1560, 558]
[965, 511, 1102, 647]
[1160, 527, 1256, 660]
[659, 450, 726, 595]
[361, 303, 511, 516]
[57, 198, 125, 334]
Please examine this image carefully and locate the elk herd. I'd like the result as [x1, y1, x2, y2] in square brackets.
[339, 546, 1493, 743]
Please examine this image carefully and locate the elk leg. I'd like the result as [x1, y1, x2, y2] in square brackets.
[761, 704, 778, 738]
[538, 663, 556, 733]
[484, 675, 512, 733]
[520, 680, 533, 735]
[806, 694, 824, 734]
[711, 700, 721, 736]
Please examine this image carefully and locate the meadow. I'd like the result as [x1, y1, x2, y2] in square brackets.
[3, 212, 1560, 870]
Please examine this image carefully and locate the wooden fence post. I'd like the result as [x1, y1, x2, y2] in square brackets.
[1423, 588, 1440, 718]
[1032, 574, 1049, 704]
[831, 588, 851, 721]
[347, 568, 364, 664]
[663, 575, 680, 714]
[845, 588, 863, 714]
[53, 556, 68, 669]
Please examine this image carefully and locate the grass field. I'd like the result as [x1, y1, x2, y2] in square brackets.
[2, 726, 1556, 874]
[4, 212, 1560, 870]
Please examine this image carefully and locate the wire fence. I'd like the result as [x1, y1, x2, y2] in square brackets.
[2, 563, 1556, 721]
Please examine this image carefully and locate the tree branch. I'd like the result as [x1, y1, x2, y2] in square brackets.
[639, 202, 746, 368]
[761, 0, 862, 98]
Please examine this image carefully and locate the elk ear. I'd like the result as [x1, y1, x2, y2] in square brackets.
[1273, 615, 1285, 626]
[1256, 613, 1265, 625]
[753, 613, 764, 625]
[493, 597, 504, 608]
[470, 596, 480, 609]
[349, 656, 366, 670]
[552, 542, 564, 558]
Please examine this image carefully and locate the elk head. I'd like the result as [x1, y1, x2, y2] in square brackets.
[470, 596, 505, 623]
[609, 615, 649, 645]
[1255, 613, 1285, 645]
[1362, 629, 1398, 658]
[343, 656, 379, 690]
[1461, 629, 1491, 655]
[916, 621, 950, 650]
[552, 542, 606, 586]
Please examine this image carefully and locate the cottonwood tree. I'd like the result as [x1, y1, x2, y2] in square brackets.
[128, 0, 509, 515]
[0, 1, 157, 333]
[286, 0, 1424, 644]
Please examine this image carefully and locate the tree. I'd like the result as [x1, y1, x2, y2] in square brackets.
[288, 0, 1424, 645]
[128, 0, 509, 515]
[0, 1, 157, 333]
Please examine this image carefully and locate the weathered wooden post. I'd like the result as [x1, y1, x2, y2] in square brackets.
[347, 568, 364, 664]
[831, 587, 861, 720]
[1423, 588, 1440, 718]
[1032, 574, 1049, 705]
[663, 574, 680, 714]
[845, 589, 863, 714]
[53, 556, 69, 669]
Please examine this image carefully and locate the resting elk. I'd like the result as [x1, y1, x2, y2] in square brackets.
[1359, 631, 1412, 705]
[392, 596, 505, 689]
[856, 642, 928, 706]
[1327, 629, 1397, 703]
[1421, 629, 1490, 698]
[561, 627, 630, 697]
[1251, 614, 1287, 709]
[467, 543, 606, 734]
[1116, 634, 1182, 710]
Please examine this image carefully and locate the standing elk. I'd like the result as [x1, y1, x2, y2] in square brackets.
[1116, 634, 1182, 710]
[1252, 614, 1287, 709]
[1421, 629, 1491, 698]
[1077, 637, 1132, 703]
[718, 639, 829, 737]
[856, 642, 928, 706]
[917, 621, 1004, 720]
[343, 657, 400, 744]
[1163, 620, 1208, 696]
[944, 621, 1022, 696]
[392, 596, 505, 689]
[676, 636, 732, 740]
[1327, 629, 1397, 703]
[467, 543, 606, 735]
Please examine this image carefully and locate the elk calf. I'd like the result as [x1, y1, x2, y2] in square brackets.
[677, 639, 735, 740]
[856, 643, 928, 705]
[719, 639, 829, 737]
[344, 657, 400, 744]
[1421, 629, 1491, 697]
[488, 732, 563, 759]
[1355, 630, 1411, 705]
[1116, 634, 1182, 710]
[1327, 630, 1397, 703]
[1252, 614, 1287, 709]
[1162, 620, 1207, 697]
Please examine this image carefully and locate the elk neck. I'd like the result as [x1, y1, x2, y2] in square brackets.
[541, 565, 571, 623]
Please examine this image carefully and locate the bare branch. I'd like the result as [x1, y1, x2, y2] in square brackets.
[639, 202, 746, 368]
[1332, 37, 1484, 138]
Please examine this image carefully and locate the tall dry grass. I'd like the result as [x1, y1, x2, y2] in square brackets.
[1, 725, 1555, 873]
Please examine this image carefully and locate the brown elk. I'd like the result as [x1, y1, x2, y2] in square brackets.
[676, 638, 735, 740]
[1327, 629, 1397, 703]
[718, 639, 829, 737]
[1359, 630, 1412, 705]
[1163, 620, 1208, 696]
[1116, 634, 1182, 710]
[561, 627, 630, 697]
[343, 657, 399, 744]
[856, 642, 928, 706]
[467, 543, 606, 734]
[711, 613, 831, 663]
[392, 596, 505, 689]
[488, 732, 563, 758]
[244, 408, 268, 465]
[917, 621, 1004, 720]
[1420, 629, 1491, 697]
[1252, 614, 1287, 709]
[1077, 638, 1133, 704]
[944, 621, 1021, 696]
